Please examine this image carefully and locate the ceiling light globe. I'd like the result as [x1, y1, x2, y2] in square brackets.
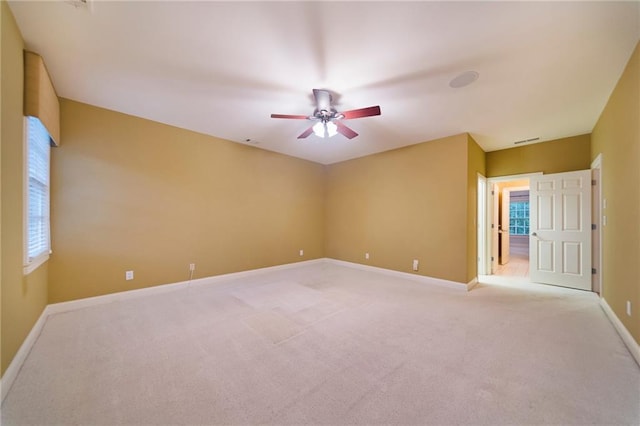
[326, 121, 338, 137]
[312, 122, 325, 138]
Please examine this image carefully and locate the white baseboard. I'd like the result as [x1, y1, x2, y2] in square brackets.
[326, 258, 470, 291]
[47, 258, 326, 315]
[1, 257, 477, 403]
[0, 307, 49, 403]
[1, 258, 324, 403]
[189, 258, 326, 287]
[599, 297, 640, 367]
[4, 258, 634, 408]
[466, 277, 479, 291]
[46, 281, 189, 315]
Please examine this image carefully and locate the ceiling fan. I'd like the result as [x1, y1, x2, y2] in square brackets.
[271, 89, 381, 139]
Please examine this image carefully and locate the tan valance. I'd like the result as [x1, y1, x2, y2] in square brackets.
[24, 51, 60, 146]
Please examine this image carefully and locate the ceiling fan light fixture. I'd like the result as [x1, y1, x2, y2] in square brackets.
[326, 121, 338, 137]
[312, 121, 339, 138]
[271, 89, 380, 140]
[312, 122, 325, 137]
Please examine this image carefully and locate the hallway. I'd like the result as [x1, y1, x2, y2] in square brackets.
[494, 253, 529, 277]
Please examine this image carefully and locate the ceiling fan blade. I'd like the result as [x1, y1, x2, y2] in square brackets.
[313, 89, 332, 112]
[271, 114, 309, 119]
[341, 105, 381, 120]
[297, 126, 314, 139]
[335, 121, 358, 139]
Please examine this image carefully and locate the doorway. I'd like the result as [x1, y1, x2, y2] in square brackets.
[496, 184, 530, 277]
[482, 170, 596, 292]
[477, 174, 487, 275]
[482, 173, 541, 278]
[495, 181, 530, 277]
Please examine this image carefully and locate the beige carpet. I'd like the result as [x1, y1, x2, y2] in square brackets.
[2, 262, 639, 425]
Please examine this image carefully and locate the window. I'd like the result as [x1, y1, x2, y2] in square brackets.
[509, 201, 529, 235]
[24, 116, 51, 274]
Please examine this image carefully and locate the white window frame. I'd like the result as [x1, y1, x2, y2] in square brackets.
[23, 116, 52, 275]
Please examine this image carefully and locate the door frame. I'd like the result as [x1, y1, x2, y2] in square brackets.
[477, 174, 487, 275]
[483, 173, 542, 275]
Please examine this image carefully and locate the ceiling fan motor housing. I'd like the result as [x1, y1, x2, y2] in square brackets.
[315, 108, 343, 123]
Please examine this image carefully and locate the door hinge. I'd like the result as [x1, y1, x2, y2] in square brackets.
[592, 268, 597, 274]
[592, 224, 597, 230]
[491, 190, 495, 195]
[491, 223, 495, 229]
[592, 179, 597, 186]
[491, 256, 495, 261]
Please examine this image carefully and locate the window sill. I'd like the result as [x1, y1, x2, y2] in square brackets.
[23, 253, 49, 275]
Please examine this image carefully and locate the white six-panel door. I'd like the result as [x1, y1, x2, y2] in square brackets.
[530, 170, 591, 290]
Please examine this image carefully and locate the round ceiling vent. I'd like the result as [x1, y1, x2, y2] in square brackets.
[449, 71, 479, 88]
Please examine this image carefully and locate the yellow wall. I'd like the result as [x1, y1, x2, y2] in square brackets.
[325, 134, 476, 284]
[591, 41, 639, 345]
[486, 134, 591, 177]
[1, 0, 49, 375]
[48, 99, 325, 302]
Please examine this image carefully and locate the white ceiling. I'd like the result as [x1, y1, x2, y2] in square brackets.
[9, 1, 640, 165]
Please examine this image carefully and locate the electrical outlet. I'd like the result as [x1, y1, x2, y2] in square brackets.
[365, 252, 370, 260]
[189, 263, 196, 272]
[412, 259, 419, 271]
[627, 301, 632, 317]
[299, 249, 304, 256]
[125, 270, 134, 280]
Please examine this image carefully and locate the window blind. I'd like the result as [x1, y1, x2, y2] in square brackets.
[26, 116, 51, 261]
